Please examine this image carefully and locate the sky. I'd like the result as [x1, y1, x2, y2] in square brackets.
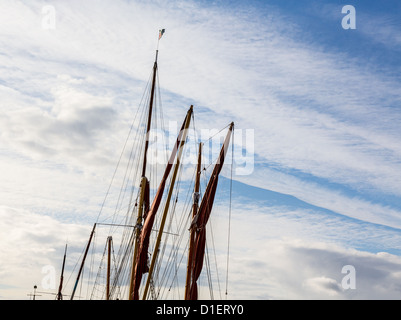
[1, 0, 401, 300]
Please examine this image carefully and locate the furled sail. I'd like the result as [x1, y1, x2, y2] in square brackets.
[187, 122, 234, 300]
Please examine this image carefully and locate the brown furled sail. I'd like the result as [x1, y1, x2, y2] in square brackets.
[130, 106, 193, 300]
[188, 122, 234, 300]
[184, 142, 203, 300]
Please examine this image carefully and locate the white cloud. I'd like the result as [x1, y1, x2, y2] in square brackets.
[198, 201, 401, 299]
[226, 236, 401, 300]
[0, 206, 90, 299]
[303, 276, 343, 297]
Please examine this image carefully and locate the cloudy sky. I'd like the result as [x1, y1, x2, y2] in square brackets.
[1, 0, 401, 300]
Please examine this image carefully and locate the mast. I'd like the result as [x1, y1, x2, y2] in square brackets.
[185, 142, 203, 300]
[142, 105, 193, 300]
[187, 122, 234, 300]
[141, 50, 158, 178]
[56, 244, 67, 300]
[106, 236, 112, 300]
[128, 29, 165, 300]
[70, 223, 96, 300]
[128, 49, 159, 300]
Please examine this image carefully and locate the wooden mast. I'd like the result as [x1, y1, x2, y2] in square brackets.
[106, 236, 112, 300]
[56, 244, 67, 300]
[128, 50, 158, 300]
[184, 142, 203, 300]
[70, 223, 96, 300]
[142, 105, 193, 300]
[141, 50, 158, 178]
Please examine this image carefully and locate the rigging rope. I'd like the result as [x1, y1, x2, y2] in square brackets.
[94, 69, 152, 225]
[225, 125, 234, 298]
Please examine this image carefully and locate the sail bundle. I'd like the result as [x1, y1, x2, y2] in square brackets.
[186, 122, 234, 300]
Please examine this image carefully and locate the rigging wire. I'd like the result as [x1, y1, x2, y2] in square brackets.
[225, 125, 234, 299]
[204, 241, 214, 299]
[208, 219, 222, 299]
[90, 72, 151, 299]
[94, 69, 152, 225]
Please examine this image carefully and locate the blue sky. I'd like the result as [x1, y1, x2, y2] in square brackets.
[1, 0, 401, 299]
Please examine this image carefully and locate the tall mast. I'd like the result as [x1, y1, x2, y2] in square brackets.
[185, 142, 203, 300]
[142, 106, 193, 300]
[141, 50, 158, 178]
[56, 244, 67, 300]
[128, 49, 159, 299]
[106, 236, 112, 300]
[140, 28, 164, 177]
[70, 223, 96, 300]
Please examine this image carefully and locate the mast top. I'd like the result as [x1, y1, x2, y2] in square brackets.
[156, 28, 165, 62]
